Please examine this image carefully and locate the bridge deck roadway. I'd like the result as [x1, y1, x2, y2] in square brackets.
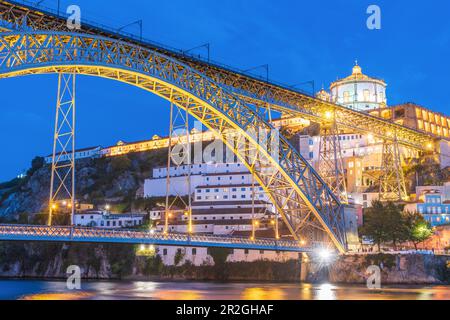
[0, 225, 311, 253]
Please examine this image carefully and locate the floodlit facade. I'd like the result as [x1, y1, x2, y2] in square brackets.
[44, 146, 102, 164]
[329, 62, 387, 112]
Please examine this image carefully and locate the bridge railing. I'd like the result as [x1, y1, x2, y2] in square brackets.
[0, 224, 311, 250]
[5, 0, 315, 96]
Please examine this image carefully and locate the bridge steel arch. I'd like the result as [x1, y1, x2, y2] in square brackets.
[0, 32, 347, 253]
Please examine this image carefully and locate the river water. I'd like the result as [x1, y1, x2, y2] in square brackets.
[0, 280, 449, 300]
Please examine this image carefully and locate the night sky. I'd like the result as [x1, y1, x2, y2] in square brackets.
[1, 0, 450, 181]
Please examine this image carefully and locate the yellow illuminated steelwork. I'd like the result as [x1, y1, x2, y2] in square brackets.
[0, 32, 351, 253]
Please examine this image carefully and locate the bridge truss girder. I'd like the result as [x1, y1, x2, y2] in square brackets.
[0, 0, 437, 154]
[0, 32, 347, 253]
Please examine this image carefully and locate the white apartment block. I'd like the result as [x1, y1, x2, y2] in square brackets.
[144, 163, 267, 201]
[74, 211, 146, 229]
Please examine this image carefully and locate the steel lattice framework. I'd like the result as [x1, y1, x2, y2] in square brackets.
[0, 0, 438, 152]
[0, 32, 347, 252]
[48, 72, 76, 226]
[318, 117, 348, 204]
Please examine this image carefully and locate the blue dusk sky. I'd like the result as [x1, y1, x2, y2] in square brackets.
[1, 0, 450, 181]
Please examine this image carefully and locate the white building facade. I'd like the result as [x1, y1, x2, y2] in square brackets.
[329, 62, 388, 112]
[74, 211, 146, 229]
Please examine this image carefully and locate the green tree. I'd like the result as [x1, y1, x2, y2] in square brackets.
[359, 201, 390, 251]
[207, 247, 232, 265]
[174, 249, 186, 266]
[207, 247, 233, 281]
[384, 202, 410, 250]
[405, 212, 434, 250]
[27, 156, 45, 176]
[360, 201, 410, 251]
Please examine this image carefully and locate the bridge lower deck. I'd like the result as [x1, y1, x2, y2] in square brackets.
[0, 225, 311, 253]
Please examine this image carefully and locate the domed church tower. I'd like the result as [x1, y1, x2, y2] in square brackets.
[329, 61, 387, 112]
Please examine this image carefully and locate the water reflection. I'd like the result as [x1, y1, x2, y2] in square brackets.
[242, 287, 286, 300]
[316, 284, 336, 300]
[0, 280, 448, 300]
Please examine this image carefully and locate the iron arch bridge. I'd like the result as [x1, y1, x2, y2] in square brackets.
[0, 32, 347, 253]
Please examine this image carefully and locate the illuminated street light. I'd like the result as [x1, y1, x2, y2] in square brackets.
[315, 248, 335, 265]
[325, 111, 333, 120]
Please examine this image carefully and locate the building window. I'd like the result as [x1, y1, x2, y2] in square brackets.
[244, 249, 249, 255]
[163, 249, 168, 256]
[192, 248, 197, 255]
[363, 89, 370, 102]
[343, 91, 350, 103]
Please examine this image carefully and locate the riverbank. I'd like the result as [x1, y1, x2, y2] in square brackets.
[1, 242, 449, 284]
[0, 242, 301, 282]
[329, 253, 450, 285]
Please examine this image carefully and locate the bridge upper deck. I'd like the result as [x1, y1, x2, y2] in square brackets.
[0, 0, 438, 151]
[0, 225, 311, 253]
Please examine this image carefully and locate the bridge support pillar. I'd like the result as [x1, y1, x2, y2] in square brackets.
[318, 111, 348, 204]
[379, 134, 408, 202]
[300, 253, 310, 282]
[48, 73, 76, 226]
[164, 96, 193, 234]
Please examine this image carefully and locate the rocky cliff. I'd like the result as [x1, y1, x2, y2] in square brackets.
[0, 149, 169, 220]
[329, 254, 450, 285]
[0, 242, 301, 282]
